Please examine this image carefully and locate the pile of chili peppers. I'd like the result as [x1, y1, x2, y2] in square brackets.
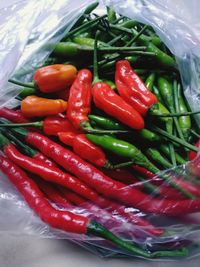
[1, 2, 200, 259]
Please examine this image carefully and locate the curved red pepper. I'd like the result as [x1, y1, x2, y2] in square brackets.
[67, 69, 93, 129]
[92, 82, 144, 130]
[43, 115, 82, 136]
[24, 131, 200, 216]
[3, 143, 99, 203]
[58, 132, 107, 167]
[115, 60, 157, 116]
[0, 156, 88, 234]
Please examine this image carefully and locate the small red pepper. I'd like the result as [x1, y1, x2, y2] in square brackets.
[0, 114, 82, 137]
[189, 140, 200, 161]
[92, 82, 144, 129]
[115, 60, 158, 116]
[34, 64, 77, 93]
[58, 132, 108, 167]
[35, 177, 71, 207]
[67, 69, 93, 131]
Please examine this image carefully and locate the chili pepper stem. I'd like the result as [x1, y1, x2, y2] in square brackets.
[81, 121, 128, 134]
[151, 126, 199, 152]
[93, 31, 101, 83]
[0, 121, 43, 128]
[87, 221, 188, 258]
[8, 79, 35, 88]
[151, 110, 200, 117]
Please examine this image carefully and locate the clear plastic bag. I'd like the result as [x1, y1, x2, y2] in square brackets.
[1, 0, 200, 260]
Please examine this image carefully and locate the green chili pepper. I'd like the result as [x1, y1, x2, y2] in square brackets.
[138, 129, 162, 142]
[106, 7, 117, 23]
[88, 115, 127, 131]
[145, 73, 156, 91]
[53, 42, 152, 57]
[86, 134, 194, 199]
[146, 148, 173, 169]
[72, 36, 108, 47]
[152, 86, 164, 104]
[158, 77, 185, 140]
[72, 1, 99, 28]
[176, 81, 191, 141]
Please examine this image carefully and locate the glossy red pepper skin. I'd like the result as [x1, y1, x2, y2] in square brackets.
[43, 115, 82, 136]
[0, 156, 88, 234]
[34, 64, 77, 93]
[24, 131, 200, 216]
[103, 168, 138, 185]
[3, 143, 99, 202]
[115, 60, 157, 116]
[33, 152, 58, 168]
[58, 132, 107, 167]
[92, 82, 144, 129]
[0, 108, 29, 123]
[35, 178, 71, 207]
[189, 140, 200, 161]
[67, 69, 93, 129]
[58, 132, 76, 146]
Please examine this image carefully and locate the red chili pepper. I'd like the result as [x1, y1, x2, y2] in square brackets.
[43, 115, 82, 136]
[115, 60, 157, 116]
[132, 165, 155, 179]
[34, 64, 77, 93]
[189, 140, 200, 161]
[92, 82, 144, 129]
[16, 129, 200, 216]
[58, 132, 108, 167]
[0, 156, 88, 234]
[1, 142, 99, 202]
[67, 69, 93, 130]
[58, 186, 86, 206]
[0, 108, 29, 123]
[103, 168, 138, 185]
[59, 186, 162, 236]
[35, 177, 71, 207]
[0, 114, 82, 137]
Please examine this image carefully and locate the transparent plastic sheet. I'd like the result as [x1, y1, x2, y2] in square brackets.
[0, 0, 200, 261]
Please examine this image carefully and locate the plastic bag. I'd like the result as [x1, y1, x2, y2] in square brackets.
[1, 0, 200, 260]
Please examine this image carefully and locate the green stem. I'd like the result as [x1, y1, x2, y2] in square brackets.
[0, 121, 43, 128]
[166, 120, 177, 166]
[87, 220, 188, 258]
[65, 14, 107, 39]
[93, 31, 100, 83]
[160, 144, 186, 165]
[190, 129, 200, 139]
[8, 79, 35, 89]
[81, 121, 128, 134]
[126, 25, 148, 46]
[0, 128, 36, 157]
[146, 148, 173, 169]
[151, 126, 199, 152]
[107, 34, 125, 45]
[151, 110, 200, 117]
